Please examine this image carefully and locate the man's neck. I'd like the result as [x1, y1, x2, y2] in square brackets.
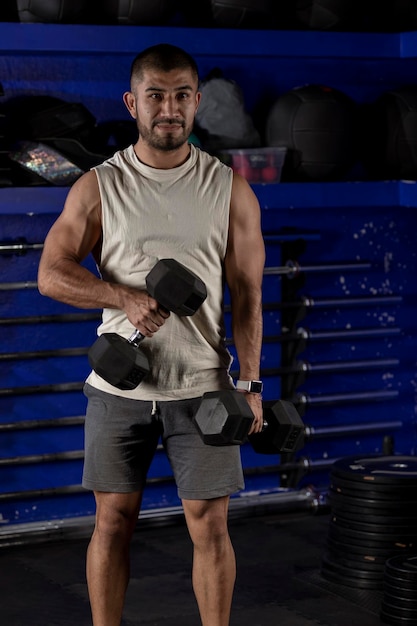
[133, 141, 191, 169]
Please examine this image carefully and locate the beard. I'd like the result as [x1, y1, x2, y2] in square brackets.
[137, 117, 191, 151]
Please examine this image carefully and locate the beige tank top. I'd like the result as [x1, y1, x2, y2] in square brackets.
[86, 143, 235, 400]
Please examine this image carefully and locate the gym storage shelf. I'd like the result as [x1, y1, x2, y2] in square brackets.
[0, 23, 405, 57]
[2, 180, 417, 215]
[1, 21, 417, 533]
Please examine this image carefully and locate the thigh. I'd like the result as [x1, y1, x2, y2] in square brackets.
[83, 384, 162, 493]
[161, 397, 245, 501]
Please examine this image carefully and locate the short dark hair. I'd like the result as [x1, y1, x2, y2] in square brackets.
[130, 43, 199, 87]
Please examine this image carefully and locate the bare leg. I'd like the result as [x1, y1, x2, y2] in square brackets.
[182, 496, 235, 626]
[86, 491, 142, 626]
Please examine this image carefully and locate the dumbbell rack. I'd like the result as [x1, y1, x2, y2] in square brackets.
[1, 22, 417, 536]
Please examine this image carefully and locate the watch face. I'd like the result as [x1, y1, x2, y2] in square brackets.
[250, 381, 263, 394]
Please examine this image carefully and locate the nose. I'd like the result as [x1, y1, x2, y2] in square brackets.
[160, 95, 179, 118]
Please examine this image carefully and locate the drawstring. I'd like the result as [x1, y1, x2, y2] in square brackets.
[151, 400, 158, 416]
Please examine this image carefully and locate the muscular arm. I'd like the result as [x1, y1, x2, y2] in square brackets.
[225, 173, 265, 431]
[38, 170, 168, 337]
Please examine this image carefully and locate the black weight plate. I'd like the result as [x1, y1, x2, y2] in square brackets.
[327, 536, 402, 560]
[329, 488, 417, 512]
[327, 537, 394, 560]
[383, 592, 417, 610]
[380, 609, 417, 626]
[384, 571, 417, 592]
[330, 479, 415, 501]
[331, 473, 416, 496]
[321, 566, 382, 588]
[384, 581, 417, 601]
[382, 601, 417, 619]
[331, 514, 417, 537]
[324, 547, 385, 572]
[321, 553, 384, 580]
[385, 554, 417, 582]
[328, 525, 416, 552]
[328, 497, 417, 521]
[331, 455, 417, 486]
[321, 565, 383, 590]
[329, 518, 417, 543]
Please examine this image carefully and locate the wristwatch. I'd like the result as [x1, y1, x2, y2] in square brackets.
[236, 380, 263, 394]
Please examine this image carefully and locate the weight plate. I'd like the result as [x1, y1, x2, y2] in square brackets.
[321, 566, 383, 593]
[384, 571, 417, 592]
[384, 580, 417, 600]
[327, 537, 394, 559]
[381, 601, 417, 619]
[330, 475, 413, 498]
[328, 496, 417, 522]
[329, 488, 417, 512]
[329, 518, 417, 543]
[385, 554, 417, 582]
[331, 455, 417, 486]
[383, 591, 417, 610]
[330, 479, 415, 501]
[327, 536, 403, 560]
[321, 553, 384, 580]
[321, 565, 382, 590]
[328, 524, 416, 551]
[331, 514, 417, 538]
[380, 609, 417, 626]
[325, 546, 385, 572]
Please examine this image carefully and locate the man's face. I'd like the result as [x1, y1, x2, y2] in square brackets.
[124, 67, 201, 152]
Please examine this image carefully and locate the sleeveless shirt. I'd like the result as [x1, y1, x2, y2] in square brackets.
[85, 143, 235, 401]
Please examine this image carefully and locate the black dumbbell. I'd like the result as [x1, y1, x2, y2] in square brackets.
[88, 258, 207, 390]
[249, 400, 305, 454]
[193, 389, 304, 453]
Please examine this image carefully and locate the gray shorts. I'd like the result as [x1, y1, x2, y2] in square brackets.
[82, 384, 244, 500]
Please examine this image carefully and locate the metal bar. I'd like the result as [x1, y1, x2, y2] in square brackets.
[0, 458, 327, 503]
[294, 389, 399, 406]
[0, 281, 38, 291]
[0, 242, 44, 253]
[230, 358, 400, 379]
[0, 416, 85, 431]
[226, 326, 402, 347]
[284, 326, 401, 341]
[273, 295, 403, 309]
[0, 347, 89, 361]
[0, 484, 86, 502]
[305, 420, 403, 439]
[0, 313, 100, 325]
[0, 381, 84, 397]
[225, 295, 403, 313]
[287, 358, 399, 374]
[0, 487, 324, 547]
[0, 450, 84, 466]
[264, 261, 372, 277]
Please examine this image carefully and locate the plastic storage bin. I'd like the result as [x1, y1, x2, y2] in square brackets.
[220, 147, 287, 183]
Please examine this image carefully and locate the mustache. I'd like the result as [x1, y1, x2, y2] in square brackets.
[153, 119, 185, 128]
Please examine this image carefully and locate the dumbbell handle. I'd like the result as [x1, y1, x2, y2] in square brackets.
[128, 329, 146, 346]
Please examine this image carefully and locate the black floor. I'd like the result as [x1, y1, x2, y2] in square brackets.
[0, 510, 389, 626]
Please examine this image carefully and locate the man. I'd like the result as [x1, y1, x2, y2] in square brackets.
[38, 43, 265, 626]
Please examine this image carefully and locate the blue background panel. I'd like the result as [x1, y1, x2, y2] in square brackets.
[1, 24, 417, 529]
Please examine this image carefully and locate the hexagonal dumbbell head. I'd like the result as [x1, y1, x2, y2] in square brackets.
[88, 332, 150, 390]
[146, 258, 207, 316]
[194, 390, 255, 446]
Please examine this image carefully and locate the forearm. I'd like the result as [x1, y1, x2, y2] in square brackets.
[38, 257, 125, 311]
[230, 285, 263, 380]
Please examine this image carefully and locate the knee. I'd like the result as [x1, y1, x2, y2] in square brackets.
[184, 500, 230, 549]
[94, 494, 140, 545]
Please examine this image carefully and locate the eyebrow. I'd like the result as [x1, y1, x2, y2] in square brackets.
[144, 84, 194, 93]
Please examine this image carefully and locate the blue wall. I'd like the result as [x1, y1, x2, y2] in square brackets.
[1, 23, 416, 528]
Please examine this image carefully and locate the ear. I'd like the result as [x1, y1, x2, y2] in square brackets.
[195, 91, 202, 114]
[123, 91, 137, 119]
